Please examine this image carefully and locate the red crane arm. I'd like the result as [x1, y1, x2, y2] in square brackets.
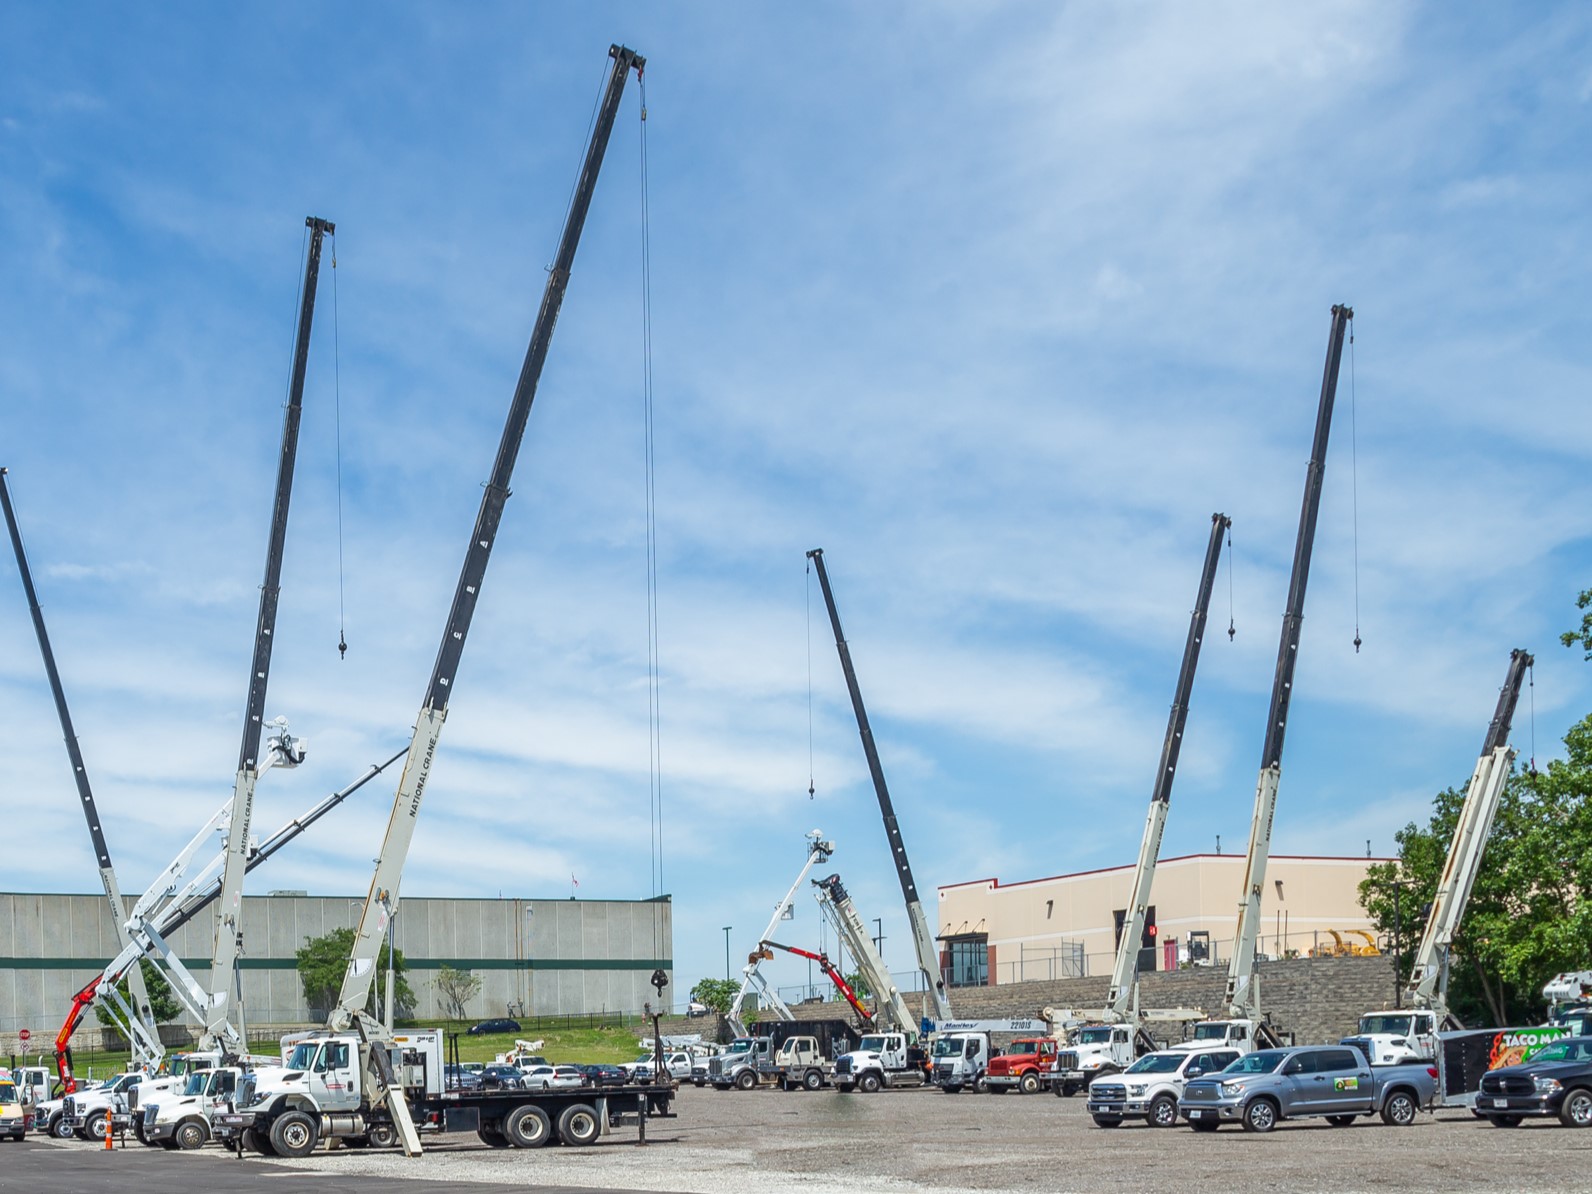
[759, 939, 873, 1025]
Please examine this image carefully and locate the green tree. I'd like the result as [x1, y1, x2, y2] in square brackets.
[94, 958, 181, 1028]
[843, 971, 872, 1002]
[688, 977, 738, 1015]
[296, 927, 415, 1019]
[1563, 586, 1592, 660]
[435, 963, 482, 1021]
[1359, 711, 1592, 1026]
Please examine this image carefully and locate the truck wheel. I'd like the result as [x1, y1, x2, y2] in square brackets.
[505, 1105, 553, 1148]
[735, 1069, 758, 1091]
[1149, 1094, 1179, 1127]
[134, 1122, 152, 1146]
[1019, 1072, 1041, 1095]
[803, 1070, 824, 1092]
[556, 1103, 601, 1147]
[1558, 1088, 1592, 1128]
[1380, 1090, 1418, 1127]
[988, 1085, 1008, 1095]
[367, 1122, 398, 1148]
[83, 1110, 110, 1141]
[1241, 1098, 1279, 1133]
[942, 1085, 962, 1095]
[174, 1118, 208, 1150]
[1060, 1082, 1079, 1098]
[1092, 1115, 1123, 1127]
[269, 1110, 319, 1158]
[243, 1127, 276, 1155]
[859, 1072, 883, 1094]
[476, 1122, 511, 1148]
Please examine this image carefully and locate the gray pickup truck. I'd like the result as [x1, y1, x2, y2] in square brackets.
[1179, 1044, 1436, 1132]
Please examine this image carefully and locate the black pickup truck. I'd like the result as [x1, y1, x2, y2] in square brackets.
[1475, 1035, 1592, 1128]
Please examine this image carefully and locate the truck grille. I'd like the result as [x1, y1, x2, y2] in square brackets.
[708, 1058, 725, 1078]
[1182, 1085, 1216, 1101]
[1092, 1083, 1126, 1101]
[143, 1105, 158, 1128]
[934, 1063, 954, 1080]
[1479, 1073, 1534, 1097]
[835, 1057, 854, 1075]
[63, 1096, 76, 1118]
[1057, 1051, 1079, 1071]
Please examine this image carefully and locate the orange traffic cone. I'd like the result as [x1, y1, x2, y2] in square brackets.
[104, 1110, 113, 1150]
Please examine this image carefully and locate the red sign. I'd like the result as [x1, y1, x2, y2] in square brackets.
[18, 1030, 30, 1042]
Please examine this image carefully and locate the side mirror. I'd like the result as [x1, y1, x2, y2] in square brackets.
[1187, 1068, 1203, 1078]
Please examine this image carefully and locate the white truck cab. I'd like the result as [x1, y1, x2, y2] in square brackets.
[1345, 1010, 1440, 1066]
[140, 1066, 243, 1149]
[1086, 1048, 1241, 1127]
[833, 1032, 927, 1093]
[1166, 1019, 1260, 1055]
[1051, 1024, 1136, 1096]
[930, 1032, 989, 1093]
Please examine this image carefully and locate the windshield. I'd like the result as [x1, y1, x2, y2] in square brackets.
[0, 1085, 16, 1105]
[182, 1074, 207, 1097]
[1126, 1054, 1184, 1075]
[1225, 1051, 1285, 1074]
[932, 1039, 963, 1058]
[1192, 1023, 1233, 1041]
[1077, 1027, 1113, 1045]
[859, 1035, 891, 1052]
[634, 1054, 653, 1064]
[1358, 1014, 1415, 1036]
[725, 1040, 754, 1055]
[286, 1044, 318, 1071]
[1534, 1040, 1592, 1063]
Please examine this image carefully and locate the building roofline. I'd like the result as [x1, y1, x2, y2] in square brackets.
[937, 853, 1395, 894]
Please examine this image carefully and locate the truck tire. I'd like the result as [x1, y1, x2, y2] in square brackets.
[83, 1110, 110, 1141]
[505, 1105, 553, 1148]
[243, 1127, 275, 1155]
[1558, 1088, 1592, 1128]
[1060, 1081, 1080, 1098]
[1241, 1098, 1279, 1133]
[367, 1122, 398, 1148]
[734, 1069, 758, 1091]
[803, 1069, 824, 1092]
[47, 1114, 70, 1140]
[1149, 1094, 1179, 1127]
[1380, 1090, 1418, 1127]
[1092, 1115, 1123, 1127]
[556, 1103, 601, 1147]
[1018, 1072, 1041, 1095]
[477, 1121, 511, 1148]
[988, 1085, 1008, 1095]
[942, 1085, 962, 1095]
[858, 1072, 883, 1093]
[269, 1110, 319, 1158]
[134, 1121, 152, 1146]
[173, 1118, 208, 1150]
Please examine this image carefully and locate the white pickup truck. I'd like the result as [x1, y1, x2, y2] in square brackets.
[1085, 1048, 1241, 1127]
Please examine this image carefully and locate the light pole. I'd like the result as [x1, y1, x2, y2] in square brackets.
[723, 926, 732, 981]
[382, 891, 397, 1032]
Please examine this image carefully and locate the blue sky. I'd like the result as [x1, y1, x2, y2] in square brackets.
[3, 3, 1589, 1007]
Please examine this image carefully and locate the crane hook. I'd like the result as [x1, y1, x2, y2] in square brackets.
[338, 636, 348, 660]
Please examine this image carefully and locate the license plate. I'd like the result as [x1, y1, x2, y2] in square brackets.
[1490, 1098, 1508, 1108]
[1189, 1109, 1208, 1118]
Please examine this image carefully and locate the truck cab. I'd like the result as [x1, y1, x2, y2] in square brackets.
[1051, 1024, 1136, 1096]
[762, 1036, 834, 1091]
[1086, 1048, 1239, 1127]
[1167, 1019, 1261, 1055]
[985, 1037, 1060, 1094]
[833, 1032, 928, 1092]
[139, 1066, 243, 1149]
[930, 1032, 989, 1093]
[708, 1037, 770, 1090]
[1343, 1010, 1440, 1066]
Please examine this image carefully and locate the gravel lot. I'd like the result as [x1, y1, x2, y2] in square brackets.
[245, 1084, 1592, 1194]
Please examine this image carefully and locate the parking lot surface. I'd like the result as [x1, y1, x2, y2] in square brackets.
[270, 1085, 1592, 1193]
[15, 1085, 1592, 1194]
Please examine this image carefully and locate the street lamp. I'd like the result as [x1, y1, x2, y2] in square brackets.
[723, 926, 733, 982]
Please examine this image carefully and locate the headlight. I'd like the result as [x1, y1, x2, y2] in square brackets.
[1220, 1081, 1246, 1096]
[1126, 1085, 1148, 1096]
[1534, 1077, 1562, 1094]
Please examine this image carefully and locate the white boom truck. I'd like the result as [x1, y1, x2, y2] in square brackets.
[1048, 515, 1232, 1096]
[215, 46, 659, 1160]
[928, 1019, 1053, 1093]
[1345, 649, 1532, 1066]
[1214, 305, 1353, 1053]
[1544, 972, 1592, 1035]
[727, 830, 835, 1037]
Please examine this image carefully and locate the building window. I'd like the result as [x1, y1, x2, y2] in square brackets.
[945, 936, 988, 988]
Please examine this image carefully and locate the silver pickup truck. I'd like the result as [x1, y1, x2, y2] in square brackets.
[1179, 1044, 1437, 1132]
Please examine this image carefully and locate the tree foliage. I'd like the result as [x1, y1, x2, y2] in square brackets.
[94, 958, 181, 1028]
[435, 963, 482, 1021]
[689, 977, 738, 1015]
[1359, 711, 1592, 1026]
[296, 927, 415, 1019]
[1563, 586, 1592, 660]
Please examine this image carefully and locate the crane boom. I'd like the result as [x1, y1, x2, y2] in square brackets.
[814, 873, 917, 1036]
[728, 832, 832, 1036]
[2, 467, 157, 1065]
[1226, 303, 1352, 1019]
[1104, 513, 1230, 1015]
[806, 547, 949, 1020]
[754, 940, 873, 1024]
[207, 214, 332, 1051]
[1405, 649, 1532, 1015]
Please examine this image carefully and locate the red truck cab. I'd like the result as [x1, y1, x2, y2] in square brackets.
[984, 1038, 1060, 1094]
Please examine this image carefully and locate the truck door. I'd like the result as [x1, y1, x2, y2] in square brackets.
[311, 1040, 359, 1111]
[1313, 1048, 1371, 1113]
[1277, 1051, 1322, 1113]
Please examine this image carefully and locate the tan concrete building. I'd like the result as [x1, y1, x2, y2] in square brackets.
[937, 854, 1390, 987]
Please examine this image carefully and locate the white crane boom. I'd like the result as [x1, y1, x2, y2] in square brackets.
[727, 832, 832, 1036]
[814, 873, 916, 1036]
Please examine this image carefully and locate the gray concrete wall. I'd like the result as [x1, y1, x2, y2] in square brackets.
[0, 891, 672, 1043]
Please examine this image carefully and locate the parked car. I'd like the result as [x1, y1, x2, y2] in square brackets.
[1087, 1049, 1241, 1128]
[522, 1064, 586, 1091]
[582, 1064, 629, 1088]
[467, 1018, 523, 1036]
[443, 1064, 484, 1092]
[1475, 1035, 1592, 1127]
[1179, 1045, 1436, 1132]
[0, 1080, 30, 1141]
[479, 1064, 525, 1090]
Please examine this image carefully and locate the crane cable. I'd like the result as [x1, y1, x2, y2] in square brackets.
[1349, 314, 1362, 654]
[638, 73, 665, 910]
[1226, 521, 1236, 642]
[331, 231, 348, 660]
